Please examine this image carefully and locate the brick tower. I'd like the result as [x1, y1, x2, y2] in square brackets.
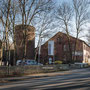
[15, 25, 35, 60]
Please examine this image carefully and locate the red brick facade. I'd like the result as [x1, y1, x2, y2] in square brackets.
[15, 25, 35, 60]
[40, 32, 90, 64]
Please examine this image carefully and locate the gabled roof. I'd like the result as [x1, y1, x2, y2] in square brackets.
[42, 32, 90, 48]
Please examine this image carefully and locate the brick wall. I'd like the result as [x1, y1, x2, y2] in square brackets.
[83, 42, 90, 63]
[15, 25, 35, 60]
[41, 32, 88, 64]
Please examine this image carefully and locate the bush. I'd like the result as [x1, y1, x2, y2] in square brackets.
[55, 60, 62, 64]
[46, 62, 49, 65]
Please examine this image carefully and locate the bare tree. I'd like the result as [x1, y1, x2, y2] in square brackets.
[18, 0, 53, 25]
[35, 12, 54, 63]
[9, 0, 19, 65]
[72, 0, 90, 60]
[17, 0, 53, 60]
[0, 0, 11, 65]
[87, 29, 90, 45]
[56, 2, 73, 63]
[0, 0, 54, 65]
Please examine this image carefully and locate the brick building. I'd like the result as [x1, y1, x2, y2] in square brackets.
[40, 32, 90, 64]
[0, 40, 2, 65]
[15, 25, 35, 60]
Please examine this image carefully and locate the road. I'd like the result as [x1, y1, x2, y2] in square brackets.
[0, 68, 90, 90]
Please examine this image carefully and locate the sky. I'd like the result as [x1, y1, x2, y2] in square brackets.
[0, 0, 89, 46]
[53, 0, 90, 43]
[56, 0, 72, 5]
[35, 0, 90, 47]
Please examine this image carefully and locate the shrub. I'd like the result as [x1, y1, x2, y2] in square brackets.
[46, 62, 49, 65]
[55, 60, 62, 64]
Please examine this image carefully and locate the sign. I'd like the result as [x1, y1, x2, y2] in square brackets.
[48, 41, 54, 55]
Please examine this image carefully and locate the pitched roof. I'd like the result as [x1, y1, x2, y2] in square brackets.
[42, 32, 90, 48]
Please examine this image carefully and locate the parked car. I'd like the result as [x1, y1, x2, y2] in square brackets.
[16, 59, 43, 66]
[16, 60, 22, 65]
[24, 60, 37, 65]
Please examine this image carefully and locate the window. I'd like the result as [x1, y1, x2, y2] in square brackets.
[48, 44, 51, 55]
[63, 45, 67, 51]
[72, 44, 75, 51]
[63, 45, 69, 51]
[84, 45, 86, 49]
[57, 37, 62, 44]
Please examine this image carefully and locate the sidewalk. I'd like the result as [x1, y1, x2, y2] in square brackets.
[0, 68, 89, 83]
[0, 70, 72, 83]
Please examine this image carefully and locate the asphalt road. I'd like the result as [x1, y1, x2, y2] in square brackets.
[0, 68, 90, 90]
